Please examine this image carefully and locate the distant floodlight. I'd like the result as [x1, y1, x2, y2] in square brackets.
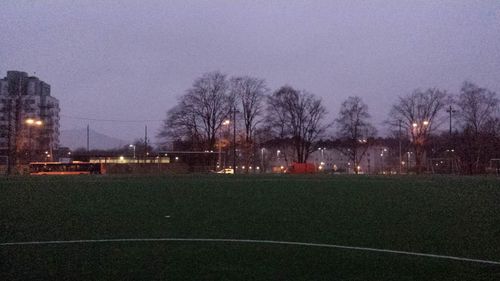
[25, 118, 42, 126]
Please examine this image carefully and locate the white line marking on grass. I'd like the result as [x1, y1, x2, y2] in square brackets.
[1, 238, 499, 266]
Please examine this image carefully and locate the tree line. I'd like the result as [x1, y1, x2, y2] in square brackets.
[158, 71, 499, 175]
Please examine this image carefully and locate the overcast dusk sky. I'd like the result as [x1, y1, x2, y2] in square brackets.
[1, 0, 499, 143]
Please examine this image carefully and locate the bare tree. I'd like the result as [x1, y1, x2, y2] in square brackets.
[456, 82, 498, 134]
[158, 102, 202, 150]
[454, 82, 498, 174]
[230, 76, 267, 172]
[266, 86, 328, 163]
[335, 96, 376, 174]
[388, 88, 447, 174]
[158, 71, 233, 151]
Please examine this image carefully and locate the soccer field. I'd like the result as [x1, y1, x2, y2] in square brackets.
[1, 175, 499, 280]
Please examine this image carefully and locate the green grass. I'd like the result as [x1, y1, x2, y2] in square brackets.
[1, 174, 499, 280]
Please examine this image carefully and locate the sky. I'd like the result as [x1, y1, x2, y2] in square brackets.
[1, 0, 499, 143]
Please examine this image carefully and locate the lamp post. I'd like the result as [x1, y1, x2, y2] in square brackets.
[407, 151, 412, 173]
[380, 148, 387, 174]
[411, 120, 430, 173]
[318, 147, 325, 162]
[129, 144, 136, 159]
[261, 147, 265, 173]
[25, 118, 43, 163]
[231, 106, 240, 171]
[221, 119, 230, 169]
[445, 106, 455, 136]
[398, 119, 402, 174]
[445, 106, 456, 174]
[318, 147, 326, 171]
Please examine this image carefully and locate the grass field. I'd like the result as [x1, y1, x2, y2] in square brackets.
[1, 174, 499, 280]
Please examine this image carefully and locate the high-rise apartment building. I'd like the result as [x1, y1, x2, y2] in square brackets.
[0, 71, 60, 167]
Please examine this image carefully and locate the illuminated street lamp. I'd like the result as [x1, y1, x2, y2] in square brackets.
[25, 118, 43, 163]
[129, 144, 136, 159]
[218, 119, 231, 169]
[25, 118, 43, 126]
[223, 120, 230, 168]
[412, 120, 429, 129]
[380, 148, 388, 174]
[411, 120, 430, 146]
[318, 147, 326, 162]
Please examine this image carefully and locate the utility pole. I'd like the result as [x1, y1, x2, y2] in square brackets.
[144, 125, 148, 162]
[399, 119, 402, 174]
[86, 124, 90, 152]
[445, 105, 456, 136]
[232, 105, 237, 170]
[445, 105, 456, 174]
[261, 148, 264, 173]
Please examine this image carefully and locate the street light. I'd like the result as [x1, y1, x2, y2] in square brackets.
[129, 144, 136, 159]
[216, 120, 231, 169]
[410, 120, 430, 173]
[318, 147, 325, 162]
[412, 120, 429, 130]
[25, 118, 43, 163]
[398, 119, 403, 174]
[407, 151, 412, 173]
[223, 120, 230, 168]
[380, 148, 388, 174]
[261, 148, 265, 173]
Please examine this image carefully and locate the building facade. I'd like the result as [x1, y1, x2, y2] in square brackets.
[0, 71, 60, 166]
[309, 145, 392, 174]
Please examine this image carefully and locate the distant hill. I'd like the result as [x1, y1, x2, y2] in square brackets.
[60, 128, 128, 150]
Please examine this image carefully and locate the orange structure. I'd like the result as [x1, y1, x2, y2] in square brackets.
[288, 162, 316, 174]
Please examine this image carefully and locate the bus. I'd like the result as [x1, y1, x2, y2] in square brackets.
[29, 161, 102, 175]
